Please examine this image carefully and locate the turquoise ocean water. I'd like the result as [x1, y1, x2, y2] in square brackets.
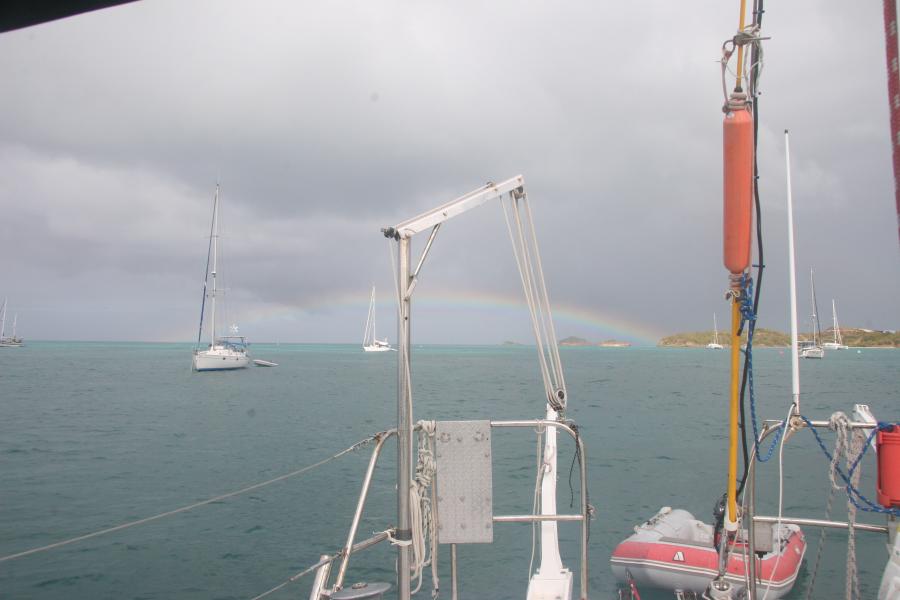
[1, 342, 897, 599]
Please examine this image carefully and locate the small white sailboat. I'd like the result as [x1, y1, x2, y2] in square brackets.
[0, 299, 24, 348]
[192, 185, 250, 372]
[362, 286, 392, 352]
[799, 270, 824, 359]
[822, 299, 849, 350]
[706, 313, 724, 349]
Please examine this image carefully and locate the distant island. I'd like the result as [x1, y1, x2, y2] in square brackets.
[659, 327, 899, 348]
[558, 336, 631, 347]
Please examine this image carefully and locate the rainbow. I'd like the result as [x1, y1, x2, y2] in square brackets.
[238, 287, 663, 346]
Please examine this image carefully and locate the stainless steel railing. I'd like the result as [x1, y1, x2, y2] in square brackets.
[305, 419, 591, 599]
[744, 418, 891, 597]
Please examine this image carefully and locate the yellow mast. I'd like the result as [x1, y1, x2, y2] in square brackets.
[725, 0, 749, 535]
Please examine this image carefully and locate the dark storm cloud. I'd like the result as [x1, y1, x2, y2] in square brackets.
[0, 0, 897, 342]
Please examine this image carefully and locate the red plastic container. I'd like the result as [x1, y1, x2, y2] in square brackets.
[877, 425, 900, 508]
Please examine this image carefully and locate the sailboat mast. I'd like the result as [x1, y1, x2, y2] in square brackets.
[832, 299, 838, 345]
[210, 185, 219, 347]
[363, 287, 374, 346]
[0, 298, 6, 339]
[713, 313, 720, 345]
[371, 287, 377, 342]
[11, 314, 17, 338]
[810, 270, 821, 344]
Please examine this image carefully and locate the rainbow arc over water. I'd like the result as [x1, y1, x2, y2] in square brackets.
[241, 287, 662, 346]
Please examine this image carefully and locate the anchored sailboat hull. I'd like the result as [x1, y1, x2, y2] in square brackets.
[363, 342, 392, 352]
[193, 348, 250, 371]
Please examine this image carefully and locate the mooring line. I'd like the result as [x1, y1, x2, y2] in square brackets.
[0, 435, 377, 563]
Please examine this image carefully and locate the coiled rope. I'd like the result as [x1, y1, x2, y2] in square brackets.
[410, 419, 438, 597]
[0, 434, 379, 564]
[800, 415, 900, 517]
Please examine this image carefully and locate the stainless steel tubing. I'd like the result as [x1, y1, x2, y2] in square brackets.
[745, 418, 887, 597]
[308, 555, 331, 600]
[747, 446, 757, 597]
[492, 514, 583, 523]
[752, 515, 889, 534]
[762, 419, 877, 430]
[490, 419, 590, 600]
[397, 237, 412, 600]
[450, 543, 458, 600]
[334, 431, 396, 589]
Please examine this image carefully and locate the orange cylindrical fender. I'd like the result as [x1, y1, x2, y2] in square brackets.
[723, 105, 754, 275]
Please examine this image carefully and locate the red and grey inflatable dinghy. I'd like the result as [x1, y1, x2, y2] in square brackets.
[610, 507, 805, 598]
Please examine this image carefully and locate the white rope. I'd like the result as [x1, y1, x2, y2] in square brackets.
[523, 198, 567, 395]
[501, 197, 554, 402]
[0, 436, 376, 564]
[761, 402, 795, 600]
[829, 412, 864, 599]
[500, 194, 566, 412]
[409, 420, 438, 597]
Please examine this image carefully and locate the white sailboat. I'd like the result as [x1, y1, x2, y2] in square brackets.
[706, 313, 724, 349]
[362, 286, 392, 352]
[192, 185, 250, 372]
[799, 270, 824, 359]
[822, 298, 849, 350]
[0, 298, 24, 348]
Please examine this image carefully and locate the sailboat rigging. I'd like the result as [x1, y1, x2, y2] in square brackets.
[0, 298, 24, 348]
[192, 185, 250, 372]
[362, 286, 392, 352]
[823, 299, 849, 350]
[800, 270, 824, 359]
[707, 313, 724, 349]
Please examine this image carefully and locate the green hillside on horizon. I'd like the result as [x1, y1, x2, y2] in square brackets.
[659, 327, 899, 348]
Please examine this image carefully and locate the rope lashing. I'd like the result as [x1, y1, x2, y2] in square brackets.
[410, 420, 438, 597]
[800, 415, 900, 517]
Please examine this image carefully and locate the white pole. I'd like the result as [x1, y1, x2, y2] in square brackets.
[210, 185, 219, 348]
[785, 131, 800, 409]
[538, 404, 564, 574]
[0, 298, 6, 340]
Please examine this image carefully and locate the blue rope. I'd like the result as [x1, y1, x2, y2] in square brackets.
[799, 416, 900, 517]
[739, 275, 784, 462]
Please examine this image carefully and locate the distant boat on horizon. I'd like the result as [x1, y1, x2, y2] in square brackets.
[362, 286, 392, 352]
[822, 299, 849, 350]
[706, 313, 724, 350]
[0, 298, 24, 348]
[799, 270, 824, 359]
[192, 185, 250, 371]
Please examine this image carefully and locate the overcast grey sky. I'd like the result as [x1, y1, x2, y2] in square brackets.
[1, 0, 898, 344]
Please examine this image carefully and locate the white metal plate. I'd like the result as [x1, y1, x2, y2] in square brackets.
[435, 420, 493, 544]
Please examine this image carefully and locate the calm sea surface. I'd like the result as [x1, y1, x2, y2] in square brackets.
[1, 342, 897, 599]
